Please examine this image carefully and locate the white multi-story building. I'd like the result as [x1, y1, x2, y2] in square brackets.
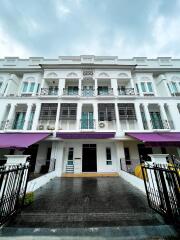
[0, 55, 180, 176]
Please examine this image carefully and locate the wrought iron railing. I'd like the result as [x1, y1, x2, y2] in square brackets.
[40, 87, 59, 96]
[118, 87, 135, 95]
[150, 119, 170, 129]
[80, 119, 95, 129]
[0, 120, 25, 130]
[0, 163, 30, 226]
[63, 88, 79, 96]
[81, 89, 95, 97]
[97, 88, 114, 96]
[171, 92, 180, 97]
[141, 163, 180, 223]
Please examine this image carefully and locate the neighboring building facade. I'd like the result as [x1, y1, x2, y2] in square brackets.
[0, 55, 180, 176]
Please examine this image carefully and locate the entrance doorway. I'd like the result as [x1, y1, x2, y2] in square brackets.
[82, 144, 97, 172]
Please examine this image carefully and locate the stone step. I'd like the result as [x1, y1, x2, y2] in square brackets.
[62, 172, 119, 177]
[8, 211, 165, 228]
[1, 225, 179, 239]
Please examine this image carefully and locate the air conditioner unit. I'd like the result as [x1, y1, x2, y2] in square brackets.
[47, 125, 55, 130]
[39, 125, 44, 130]
[99, 121, 105, 128]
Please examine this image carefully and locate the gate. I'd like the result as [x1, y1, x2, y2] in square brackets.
[0, 163, 30, 226]
[141, 163, 180, 223]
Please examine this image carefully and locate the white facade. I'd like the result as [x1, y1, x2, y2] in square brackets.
[0, 55, 180, 176]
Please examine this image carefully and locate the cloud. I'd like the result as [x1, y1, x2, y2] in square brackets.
[0, 0, 180, 58]
[0, 24, 32, 57]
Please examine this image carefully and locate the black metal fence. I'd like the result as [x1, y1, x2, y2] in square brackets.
[141, 163, 180, 223]
[0, 163, 30, 226]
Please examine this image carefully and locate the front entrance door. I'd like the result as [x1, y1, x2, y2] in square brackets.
[82, 144, 97, 172]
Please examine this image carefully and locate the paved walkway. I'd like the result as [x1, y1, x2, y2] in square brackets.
[1, 177, 179, 239]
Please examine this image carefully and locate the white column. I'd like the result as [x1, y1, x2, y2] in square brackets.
[159, 103, 169, 128]
[7, 103, 16, 129]
[59, 79, 65, 96]
[143, 103, 152, 130]
[40, 78, 45, 95]
[51, 141, 64, 176]
[167, 103, 180, 130]
[135, 102, 144, 130]
[115, 141, 126, 171]
[130, 77, 135, 91]
[94, 78, 98, 96]
[115, 103, 121, 131]
[93, 103, 98, 130]
[55, 102, 61, 130]
[76, 102, 82, 130]
[111, 78, 118, 96]
[23, 104, 32, 130]
[32, 103, 41, 130]
[78, 78, 82, 96]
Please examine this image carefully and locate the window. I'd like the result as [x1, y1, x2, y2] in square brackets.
[68, 86, 78, 95]
[140, 82, 154, 93]
[98, 86, 108, 95]
[106, 147, 112, 165]
[118, 103, 136, 120]
[29, 82, 35, 92]
[135, 83, 139, 94]
[39, 103, 58, 121]
[141, 82, 146, 92]
[98, 104, 115, 121]
[68, 148, 74, 165]
[22, 82, 28, 92]
[36, 83, 40, 93]
[147, 82, 153, 92]
[124, 147, 131, 165]
[59, 104, 77, 120]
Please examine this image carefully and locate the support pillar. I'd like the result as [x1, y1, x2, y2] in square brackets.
[115, 103, 121, 132]
[76, 102, 82, 130]
[23, 104, 32, 130]
[115, 141, 126, 171]
[78, 78, 82, 96]
[159, 103, 169, 128]
[135, 102, 144, 130]
[93, 103, 98, 130]
[111, 78, 118, 96]
[143, 103, 152, 130]
[32, 103, 41, 130]
[55, 102, 61, 131]
[94, 78, 98, 96]
[51, 141, 64, 176]
[7, 103, 16, 129]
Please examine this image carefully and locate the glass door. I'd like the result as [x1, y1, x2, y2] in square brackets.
[81, 112, 94, 129]
[13, 112, 25, 129]
[150, 112, 163, 129]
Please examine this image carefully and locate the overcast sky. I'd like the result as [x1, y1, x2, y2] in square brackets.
[0, 0, 180, 58]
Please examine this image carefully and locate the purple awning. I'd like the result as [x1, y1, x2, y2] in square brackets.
[0, 133, 50, 149]
[57, 132, 115, 139]
[126, 132, 180, 146]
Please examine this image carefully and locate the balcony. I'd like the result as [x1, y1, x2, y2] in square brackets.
[81, 88, 95, 97]
[80, 119, 95, 129]
[97, 87, 113, 96]
[0, 119, 25, 130]
[171, 92, 180, 97]
[118, 87, 135, 96]
[40, 87, 59, 96]
[150, 119, 170, 130]
[63, 88, 79, 96]
[37, 120, 56, 130]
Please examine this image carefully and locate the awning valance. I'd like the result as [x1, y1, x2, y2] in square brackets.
[126, 132, 180, 146]
[56, 132, 115, 139]
[0, 133, 50, 149]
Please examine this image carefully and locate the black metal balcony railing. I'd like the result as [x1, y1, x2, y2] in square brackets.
[97, 88, 113, 96]
[40, 88, 59, 96]
[0, 120, 10, 130]
[81, 89, 95, 97]
[63, 88, 79, 96]
[150, 119, 170, 129]
[118, 88, 135, 95]
[80, 119, 95, 129]
[171, 92, 180, 96]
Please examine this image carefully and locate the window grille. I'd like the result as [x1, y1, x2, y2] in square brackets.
[39, 103, 58, 120]
[59, 103, 77, 120]
[118, 103, 136, 120]
[98, 104, 115, 121]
